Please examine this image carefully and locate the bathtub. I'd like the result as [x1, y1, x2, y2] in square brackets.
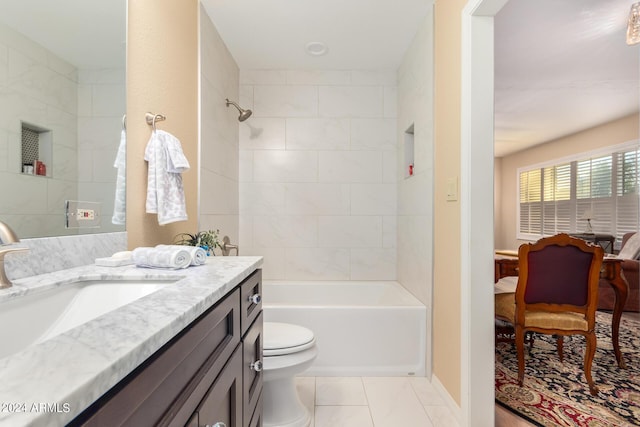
[262, 280, 427, 377]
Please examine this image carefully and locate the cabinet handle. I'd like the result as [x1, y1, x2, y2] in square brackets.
[206, 423, 226, 427]
[248, 293, 261, 305]
[250, 360, 263, 372]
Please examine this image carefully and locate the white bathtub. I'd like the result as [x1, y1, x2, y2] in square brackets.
[262, 280, 427, 377]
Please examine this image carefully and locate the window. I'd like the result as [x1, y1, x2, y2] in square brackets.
[518, 142, 640, 245]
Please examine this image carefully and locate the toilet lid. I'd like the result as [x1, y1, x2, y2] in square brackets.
[264, 322, 315, 356]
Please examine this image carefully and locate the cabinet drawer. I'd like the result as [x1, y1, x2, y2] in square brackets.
[240, 270, 262, 336]
[196, 345, 243, 427]
[73, 288, 241, 427]
[243, 312, 263, 427]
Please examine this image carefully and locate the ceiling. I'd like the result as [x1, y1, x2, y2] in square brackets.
[201, 0, 433, 70]
[494, 0, 640, 157]
[2, 0, 635, 158]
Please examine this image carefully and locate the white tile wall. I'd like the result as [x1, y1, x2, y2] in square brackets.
[397, 11, 435, 377]
[199, 7, 240, 244]
[77, 67, 126, 235]
[0, 21, 115, 238]
[239, 69, 397, 280]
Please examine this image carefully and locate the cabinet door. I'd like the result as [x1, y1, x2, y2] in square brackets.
[247, 391, 263, 427]
[240, 270, 262, 336]
[197, 346, 243, 427]
[243, 313, 263, 427]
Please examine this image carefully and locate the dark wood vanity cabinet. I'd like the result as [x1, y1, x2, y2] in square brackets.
[70, 269, 263, 427]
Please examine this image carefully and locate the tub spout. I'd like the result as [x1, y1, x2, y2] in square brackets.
[0, 221, 29, 289]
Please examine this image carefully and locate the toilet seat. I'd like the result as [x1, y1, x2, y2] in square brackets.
[264, 322, 315, 356]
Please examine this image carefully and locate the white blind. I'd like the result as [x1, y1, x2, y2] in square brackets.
[517, 143, 640, 245]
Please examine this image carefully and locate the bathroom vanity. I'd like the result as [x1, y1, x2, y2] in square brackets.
[0, 256, 263, 427]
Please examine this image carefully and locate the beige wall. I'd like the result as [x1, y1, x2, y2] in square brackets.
[126, 0, 199, 248]
[496, 113, 640, 249]
[433, 0, 465, 404]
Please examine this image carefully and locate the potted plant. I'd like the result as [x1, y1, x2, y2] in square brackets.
[174, 229, 221, 256]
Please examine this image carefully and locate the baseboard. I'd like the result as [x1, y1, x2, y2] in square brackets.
[431, 374, 462, 425]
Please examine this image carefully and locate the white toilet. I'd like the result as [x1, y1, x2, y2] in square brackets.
[262, 322, 317, 427]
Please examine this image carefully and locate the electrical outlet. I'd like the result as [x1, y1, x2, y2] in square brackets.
[76, 209, 95, 220]
[65, 200, 101, 229]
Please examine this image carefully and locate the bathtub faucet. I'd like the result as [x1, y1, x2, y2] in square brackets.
[221, 236, 239, 256]
[0, 221, 29, 289]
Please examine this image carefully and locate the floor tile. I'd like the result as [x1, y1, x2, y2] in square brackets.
[424, 405, 460, 427]
[314, 406, 374, 427]
[362, 377, 433, 427]
[409, 377, 445, 406]
[316, 377, 368, 406]
[296, 377, 316, 427]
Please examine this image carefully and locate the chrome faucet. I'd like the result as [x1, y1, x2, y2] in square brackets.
[0, 221, 29, 289]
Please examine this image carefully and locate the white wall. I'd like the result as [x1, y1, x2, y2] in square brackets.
[0, 21, 78, 238]
[199, 7, 240, 245]
[239, 69, 397, 280]
[77, 68, 126, 234]
[397, 11, 435, 375]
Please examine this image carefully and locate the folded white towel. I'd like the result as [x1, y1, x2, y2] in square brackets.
[145, 130, 190, 225]
[132, 246, 191, 269]
[112, 129, 127, 225]
[156, 244, 207, 266]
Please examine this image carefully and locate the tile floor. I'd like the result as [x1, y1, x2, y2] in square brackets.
[295, 376, 460, 427]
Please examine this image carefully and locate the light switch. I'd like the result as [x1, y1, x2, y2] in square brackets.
[446, 177, 458, 201]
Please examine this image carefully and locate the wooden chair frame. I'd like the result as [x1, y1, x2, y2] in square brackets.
[515, 233, 604, 396]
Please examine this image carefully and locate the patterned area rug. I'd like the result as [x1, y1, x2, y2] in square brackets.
[495, 311, 640, 426]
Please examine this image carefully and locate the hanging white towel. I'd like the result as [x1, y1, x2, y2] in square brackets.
[145, 130, 190, 225]
[132, 246, 191, 269]
[156, 244, 207, 266]
[111, 129, 127, 225]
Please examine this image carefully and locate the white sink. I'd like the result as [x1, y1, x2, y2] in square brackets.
[0, 279, 177, 359]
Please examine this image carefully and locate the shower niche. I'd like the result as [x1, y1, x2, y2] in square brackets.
[21, 122, 52, 177]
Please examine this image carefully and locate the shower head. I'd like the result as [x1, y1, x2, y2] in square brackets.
[225, 99, 252, 122]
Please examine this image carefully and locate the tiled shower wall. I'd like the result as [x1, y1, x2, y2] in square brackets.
[199, 6, 240, 245]
[239, 70, 397, 280]
[77, 68, 126, 234]
[0, 21, 79, 238]
[0, 21, 125, 238]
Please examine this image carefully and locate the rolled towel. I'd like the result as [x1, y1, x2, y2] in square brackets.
[156, 244, 207, 266]
[132, 246, 191, 269]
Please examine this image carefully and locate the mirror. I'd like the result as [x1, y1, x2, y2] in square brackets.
[0, 1, 126, 238]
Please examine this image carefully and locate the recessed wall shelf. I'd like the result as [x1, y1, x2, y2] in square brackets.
[21, 122, 51, 177]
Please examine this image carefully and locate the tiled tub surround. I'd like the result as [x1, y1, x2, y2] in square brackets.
[239, 69, 398, 281]
[0, 256, 262, 426]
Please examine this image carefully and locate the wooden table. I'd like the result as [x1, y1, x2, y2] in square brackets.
[494, 256, 628, 368]
[569, 233, 616, 254]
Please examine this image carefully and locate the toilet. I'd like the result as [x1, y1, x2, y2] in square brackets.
[262, 322, 317, 427]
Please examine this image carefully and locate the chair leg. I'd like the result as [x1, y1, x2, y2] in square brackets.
[556, 335, 564, 363]
[515, 325, 526, 386]
[584, 333, 598, 396]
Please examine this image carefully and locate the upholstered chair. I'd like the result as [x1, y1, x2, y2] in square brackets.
[494, 233, 604, 396]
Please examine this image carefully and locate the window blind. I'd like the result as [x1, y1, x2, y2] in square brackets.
[517, 143, 640, 244]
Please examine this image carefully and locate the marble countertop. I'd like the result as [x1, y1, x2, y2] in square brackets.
[0, 256, 263, 427]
